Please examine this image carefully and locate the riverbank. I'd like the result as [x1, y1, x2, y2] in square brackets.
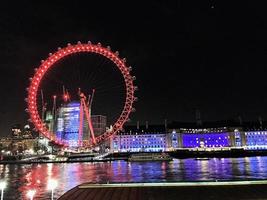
[169, 148, 267, 158]
[1, 149, 267, 164]
[107, 149, 267, 160]
[58, 180, 267, 200]
[0, 157, 117, 164]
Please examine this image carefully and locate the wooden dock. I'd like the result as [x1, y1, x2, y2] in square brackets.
[58, 180, 267, 200]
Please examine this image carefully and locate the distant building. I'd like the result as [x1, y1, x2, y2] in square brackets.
[110, 125, 170, 152]
[11, 124, 22, 139]
[55, 101, 107, 147]
[109, 120, 267, 152]
[56, 102, 80, 147]
[22, 124, 34, 139]
[1, 126, 37, 155]
[169, 127, 233, 149]
[91, 115, 107, 136]
[168, 121, 239, 149]
[45, 111, 54, 132]
[168, 121, 267, 150]
[243, 130, 267, 149]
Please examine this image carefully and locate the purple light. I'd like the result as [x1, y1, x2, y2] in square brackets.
[182, 133, 230, 148]
[112, 133, 166, 152]
[246, 131, 267, 149]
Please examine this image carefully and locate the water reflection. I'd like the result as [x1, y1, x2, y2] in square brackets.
[0, 157, 267, 199]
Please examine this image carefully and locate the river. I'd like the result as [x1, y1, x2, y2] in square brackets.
[1, 156, 267, 199]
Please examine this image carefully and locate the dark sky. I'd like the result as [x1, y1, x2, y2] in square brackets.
[1, 1, 267, 135]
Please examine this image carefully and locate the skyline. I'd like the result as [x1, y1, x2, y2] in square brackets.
[1, 1, 267, 136]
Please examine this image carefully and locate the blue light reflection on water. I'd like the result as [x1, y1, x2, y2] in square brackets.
[1, 157, 267, 199]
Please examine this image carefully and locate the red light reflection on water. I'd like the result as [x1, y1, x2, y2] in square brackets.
[1, 158, 267, 199]
[16, 162, 132, 199]
[18, 164, 63, 199]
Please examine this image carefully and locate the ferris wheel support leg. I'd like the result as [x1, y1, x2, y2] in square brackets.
[82, 100, 96, 145]
[78, 102, 84, 147]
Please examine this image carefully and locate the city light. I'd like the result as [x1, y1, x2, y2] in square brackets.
[0, 181, 7, 200]
[27, 190, 36, 200]
[47, 179, 58, 200]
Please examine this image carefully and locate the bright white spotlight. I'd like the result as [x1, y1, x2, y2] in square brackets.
[0, 182, 6, 190]
[47, 179, 58, 190]
[0, 181, 6, 200]
[47, 179, 58, 200]
[27, 190, 36, 200]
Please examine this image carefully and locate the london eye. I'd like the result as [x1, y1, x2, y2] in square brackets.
[26, 41, 137, 148]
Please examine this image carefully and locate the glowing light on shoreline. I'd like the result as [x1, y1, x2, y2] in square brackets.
[27, 190, 36, 200]
[47, 179, 58, 200]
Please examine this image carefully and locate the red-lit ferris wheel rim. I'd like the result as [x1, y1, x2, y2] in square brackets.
[27, 42, 136, 147]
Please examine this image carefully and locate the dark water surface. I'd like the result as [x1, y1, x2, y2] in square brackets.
[1, 156, 267, 199]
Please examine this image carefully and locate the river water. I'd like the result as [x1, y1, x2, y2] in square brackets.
[1, 156, 267, 199]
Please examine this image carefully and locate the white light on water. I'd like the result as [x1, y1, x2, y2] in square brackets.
[27, 190, 36, 200]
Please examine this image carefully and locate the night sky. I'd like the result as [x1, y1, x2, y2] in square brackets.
[1, 1, 267, 136]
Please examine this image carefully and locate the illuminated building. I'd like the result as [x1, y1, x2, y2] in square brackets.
[168, 121, 267, 150]
[11, 124, 34, 139]
[53, 114, 267, 151]
[171, 128, 233, 148]
[55, 101, 107, 147]
[44, 111, 54, 132]
[168, 121, 240, 149]
[244, 131, 267, 149]
[4, 124, 37, 154]
[11, 124, 22, 139]
[22, 124, 34, 139]
[110, 125, 169, 152]
[56, 102, 80, 147]
[110, 122, 247, 152]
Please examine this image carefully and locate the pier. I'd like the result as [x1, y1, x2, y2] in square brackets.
[59, 181, 267, 200]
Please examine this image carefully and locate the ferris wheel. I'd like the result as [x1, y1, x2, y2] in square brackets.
[26, 41, 137, 147]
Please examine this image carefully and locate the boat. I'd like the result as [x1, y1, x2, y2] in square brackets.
[194, 157, 210, 160]
[128, 153, 173, 161]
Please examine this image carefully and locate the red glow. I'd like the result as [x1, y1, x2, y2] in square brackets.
[63, 93, 70, 102]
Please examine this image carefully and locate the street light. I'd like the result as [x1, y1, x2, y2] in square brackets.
[27, 190, 36, 200]
[0, 181, 6, 200]
[47, 179, 58, 200]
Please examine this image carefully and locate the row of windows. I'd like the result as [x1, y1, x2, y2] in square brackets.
[245, 132, 267, 135]
[118, 139, 166, 143]
[118, 143, 165, 146]
[120, 145, 165, 149]
[118, 137, 165, 141]
[118, 132, 165, 135]
[116, 135, 166, 139]
[193, 140, 228, 144]
[246, 136, 267, 139]
[182, 130, 225, 133]
[192, 136, 229, 140]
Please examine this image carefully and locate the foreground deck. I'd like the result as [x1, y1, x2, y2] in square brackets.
[58, 180, 267, 200]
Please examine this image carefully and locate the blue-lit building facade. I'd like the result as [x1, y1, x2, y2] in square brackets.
[244, 130, 267, 149]
[110, 121, 267, 152]
[54, 102, 107, 148]
[169, 127, 234, 149]
[56, 102, 80, 147]
[110, 125, 170, 152]
[169, 121, 267, 150]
